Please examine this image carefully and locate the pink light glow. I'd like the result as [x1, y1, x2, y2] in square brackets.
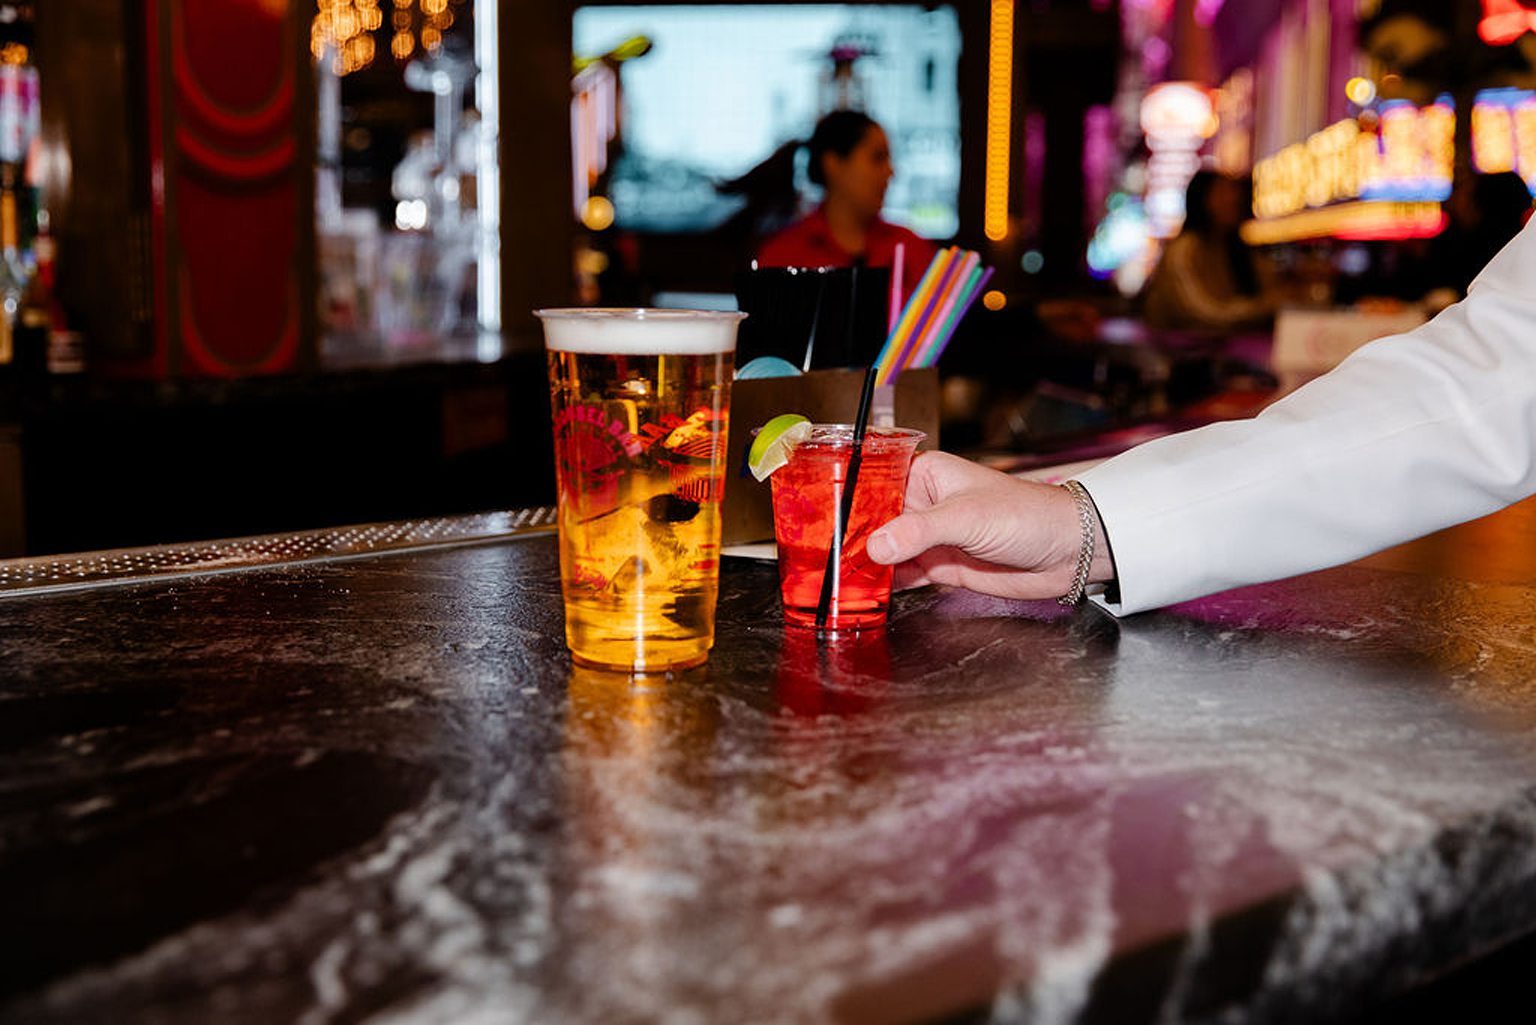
[1194, 0, 1226, 26]
[1142, 36, 1171, 80]
[1334, 210, 1447, 241]
[1083, 105, 1116, 230]
[1023, 111, 1046, 241]
[1481, 0, 1536, 46]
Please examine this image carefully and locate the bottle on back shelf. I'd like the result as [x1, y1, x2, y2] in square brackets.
[0, 164, 27, 376]
[0, 1, 36, 386]
[0, 277, 11, 409]
[0, 252, 11, 377]
[0, 2, 38, 193]
[15, 205, 50, 376]
[24, 210, 76, 373]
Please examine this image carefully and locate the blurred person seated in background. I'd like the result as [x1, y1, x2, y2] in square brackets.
[1434, 170, 1533, 298]
[756, 109, 937, 296]
[1340, 172, 1534, 313]
[1140, 170, 1275, 334]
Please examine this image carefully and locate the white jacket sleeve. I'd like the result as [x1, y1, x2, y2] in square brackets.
[1077, 218, 1536, 615]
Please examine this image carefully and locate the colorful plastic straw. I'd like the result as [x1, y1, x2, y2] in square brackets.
[874, 246, 954, 385]
[873, 246, 993, 385]
[873, 253, 938, 380]
[914, 264, 993, 369]
[887, 242, 905, 336]
[881, 249, 968, 386]
[905, 251, 978, 369]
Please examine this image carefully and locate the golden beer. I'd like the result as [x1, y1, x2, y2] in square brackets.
[538, 309, 742, 672]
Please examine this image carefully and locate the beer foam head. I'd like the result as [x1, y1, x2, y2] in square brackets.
[537, 308, 743, 355]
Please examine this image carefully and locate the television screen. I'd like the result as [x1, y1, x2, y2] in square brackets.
[573, 4, 961, 238]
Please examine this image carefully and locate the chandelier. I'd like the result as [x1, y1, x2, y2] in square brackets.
[311, 0, 465, 76]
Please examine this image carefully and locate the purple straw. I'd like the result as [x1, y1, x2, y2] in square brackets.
[918, 266, 995, 368]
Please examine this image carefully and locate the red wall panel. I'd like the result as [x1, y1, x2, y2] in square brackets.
[140, 0, 312, 377]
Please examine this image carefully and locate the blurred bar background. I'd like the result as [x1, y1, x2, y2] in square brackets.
[1, 0, 1529, 557]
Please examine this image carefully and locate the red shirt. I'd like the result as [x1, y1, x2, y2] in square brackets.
[757, 206, 939, 298]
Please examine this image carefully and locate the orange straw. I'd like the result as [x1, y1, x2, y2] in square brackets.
[875, 247, 956, 386]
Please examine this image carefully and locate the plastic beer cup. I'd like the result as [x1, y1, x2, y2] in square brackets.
[769, 424, 924, 631]
[538, 308, 744, 672]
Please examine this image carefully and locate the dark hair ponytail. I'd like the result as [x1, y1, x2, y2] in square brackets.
[806, 110, 878, 186]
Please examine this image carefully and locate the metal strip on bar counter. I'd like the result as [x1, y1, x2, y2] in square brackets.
[0, 507, 558, 598]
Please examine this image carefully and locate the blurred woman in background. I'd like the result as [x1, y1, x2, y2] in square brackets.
[1141, 170, 1274, 333]
[756, 109, 936, 295]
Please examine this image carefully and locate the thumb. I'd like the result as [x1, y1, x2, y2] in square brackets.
[868, 507, 957, 565]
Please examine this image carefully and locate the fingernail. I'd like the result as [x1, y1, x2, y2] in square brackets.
[867, 530, 894, 563]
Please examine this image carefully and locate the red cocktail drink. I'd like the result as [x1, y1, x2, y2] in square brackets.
[770, 425, 924, 630]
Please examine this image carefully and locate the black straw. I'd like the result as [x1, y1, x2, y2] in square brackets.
[815, 363, 880, 630]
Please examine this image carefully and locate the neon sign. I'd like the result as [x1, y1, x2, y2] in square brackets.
[1253, 97, 1454, 221]
[984, 0, 1014, 242]
[1480, 0, 1536, 45]
[1471, 87, 1536, 193]
[1241, 201, 1446, 245]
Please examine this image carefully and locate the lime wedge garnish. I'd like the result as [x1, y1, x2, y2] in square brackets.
[747, 413, 811, 481]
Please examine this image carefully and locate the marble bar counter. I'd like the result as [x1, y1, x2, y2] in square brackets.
[5, 503, 1536, 1024]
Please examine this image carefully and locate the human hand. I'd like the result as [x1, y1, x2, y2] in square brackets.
[865, 451, 1115, 601]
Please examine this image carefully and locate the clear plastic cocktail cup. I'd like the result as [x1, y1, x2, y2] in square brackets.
[769, 425, 924, 631]
[538, 308, 744, 672]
